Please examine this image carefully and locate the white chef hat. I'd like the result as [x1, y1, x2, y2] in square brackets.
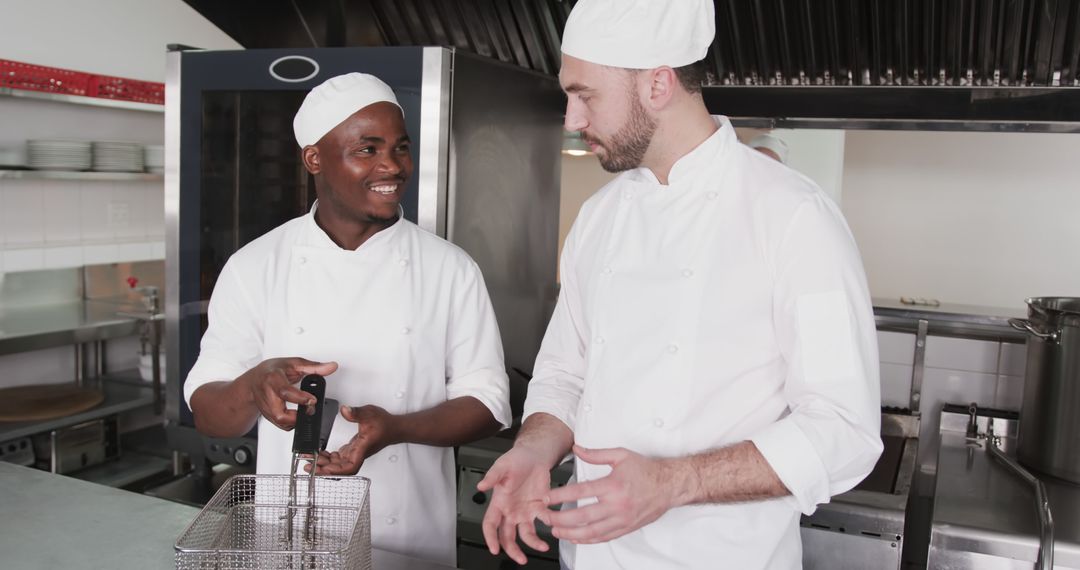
[561, 0, 715, 69]
[293, 73, 401, 148]
[748, 133, 789, 164]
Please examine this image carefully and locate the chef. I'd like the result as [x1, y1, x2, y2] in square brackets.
[478, 1, 883, 568]
[748, 132, 790, 164]
[184, 72, 510, 566]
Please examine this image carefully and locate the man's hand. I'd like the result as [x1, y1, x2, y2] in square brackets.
[541, 445, 682, 545]
[476, 445, 555, 565]
[308, 405, 399, 475]
[237, 357, 338, 431]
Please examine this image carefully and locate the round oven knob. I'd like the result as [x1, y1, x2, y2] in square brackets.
[472, 491, 488, 505]
[233, 446, 252, 466]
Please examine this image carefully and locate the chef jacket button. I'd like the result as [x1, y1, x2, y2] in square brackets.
[298, 256, 307, 265]
[400, 327, 411, 335]
[667, 343, 679, 354]
[395, 390, 404, 399]
[653, 418, 665, 428]
[706, 191, 718, 200]
[386, 517, 397, 526]
[622, 193, 632, 201]
[295, 326, 305, 335]
[398, 258, 408, 266]
[602, 267, 612, 275]
[583, 403, 592, 413]
[388, 454, 399, 463]
[595, 336, 605, 344]
[681, 268, 694, 277]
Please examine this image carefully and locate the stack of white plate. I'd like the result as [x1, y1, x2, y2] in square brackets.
[27, 140, 92, 171]
[92, 141, 144, 172]
[143, 145, 164, 174]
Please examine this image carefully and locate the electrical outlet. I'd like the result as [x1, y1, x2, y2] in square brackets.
[107, 202, 130, 228]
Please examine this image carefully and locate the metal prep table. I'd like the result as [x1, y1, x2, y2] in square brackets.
[929, 406, 1080, 569]
[0, 462, 460, 569]
[0, 300, 139, 356]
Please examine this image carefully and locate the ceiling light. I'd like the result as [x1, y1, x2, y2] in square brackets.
[561, 130, 592, 156]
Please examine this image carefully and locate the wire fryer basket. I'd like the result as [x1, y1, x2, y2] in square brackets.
[175, 474, 371, 570]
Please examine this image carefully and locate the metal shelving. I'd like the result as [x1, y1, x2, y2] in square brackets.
[0, 86, 164, 113]
[0, 168, 162, 181]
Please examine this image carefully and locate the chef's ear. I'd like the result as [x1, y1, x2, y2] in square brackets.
[301, 145, 321, 175]
[644, 66, 678, 112]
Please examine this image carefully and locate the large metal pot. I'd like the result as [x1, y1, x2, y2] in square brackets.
[1009, 297, 1080, 484]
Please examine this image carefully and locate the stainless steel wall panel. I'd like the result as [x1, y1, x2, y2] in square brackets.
[164, 50, 183, 424]
[417, 48, 451, 237]
[445, 52, 562, 386]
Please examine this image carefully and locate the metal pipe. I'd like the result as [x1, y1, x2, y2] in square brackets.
[909, 319, 928, 414]
[151, 318, 163, 415]
[987, 437, 1054, 570]
[73, 344, 82, 387]
[98, 340, 108, 376]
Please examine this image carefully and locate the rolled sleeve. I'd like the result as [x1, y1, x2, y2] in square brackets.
[756, 196, 883, 515]
[751, 418, 830, 514]
[523, 223, 588, 433]
[445, 260, 511, 430]
[182, 260, 264, 407]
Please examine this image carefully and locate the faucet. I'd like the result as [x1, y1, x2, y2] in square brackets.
[120, 279, 165, 413]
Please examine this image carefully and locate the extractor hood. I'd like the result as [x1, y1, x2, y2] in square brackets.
[183, 0, 1080, 131]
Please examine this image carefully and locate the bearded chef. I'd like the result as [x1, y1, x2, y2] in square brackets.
[184, 73, 510, 566]
[477, 1, 883, 568]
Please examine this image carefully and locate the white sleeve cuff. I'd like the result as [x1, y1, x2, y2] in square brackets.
[522, 381, 580, 434]
[446, 368, 512, 430]
[182, 359, 247, 408]
[751, 418, 832, 515]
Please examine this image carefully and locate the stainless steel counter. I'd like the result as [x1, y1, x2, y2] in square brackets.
[0, 299, 140, 356]
[0, 462, 459, 569]
[873, 297, 1027, 341]
[929, 431, 1080, 569]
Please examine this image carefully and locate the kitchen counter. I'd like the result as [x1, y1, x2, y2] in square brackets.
[929, 431, 1080, 568]
[872, 297, 1027, 341]
[0, 462, 459, 569]
[0, 299, 141, 356]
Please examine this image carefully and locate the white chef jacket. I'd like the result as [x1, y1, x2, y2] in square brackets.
[524, 117, 882, 569]
[184, 204, 511, 566]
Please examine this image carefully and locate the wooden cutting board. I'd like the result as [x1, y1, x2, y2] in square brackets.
[0, 383, 105, 422]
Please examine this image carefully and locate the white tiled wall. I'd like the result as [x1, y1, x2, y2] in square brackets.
[0, 178, 164, 272]
[877, 331, 915, 408]
[877, 330, 1028, 492]
[0, 335, 141, 389]
[0, 94, 165, 273]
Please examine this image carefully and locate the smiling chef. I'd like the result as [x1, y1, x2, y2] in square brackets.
[477, 0, 884, 568]
[183, 72, 510, 566]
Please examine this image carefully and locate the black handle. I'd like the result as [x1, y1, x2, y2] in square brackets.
[292, 374, 325, 454]
[320, 398, 339, 451]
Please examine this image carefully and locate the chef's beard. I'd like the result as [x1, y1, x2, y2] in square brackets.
[587, 90, 657, 173]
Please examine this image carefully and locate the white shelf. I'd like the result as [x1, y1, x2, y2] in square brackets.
[0, 87, 164, 113]
[0, 169, 163, 182]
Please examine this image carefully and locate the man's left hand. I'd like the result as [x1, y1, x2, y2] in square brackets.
[306, 405, 399, 475]
[540, 445, 683, 544]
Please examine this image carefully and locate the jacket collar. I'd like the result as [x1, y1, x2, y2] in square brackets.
[632, 115, 735, 188]
[303, 200, 406, 251]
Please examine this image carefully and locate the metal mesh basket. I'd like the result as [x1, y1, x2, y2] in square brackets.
[175, 474, 372, 570]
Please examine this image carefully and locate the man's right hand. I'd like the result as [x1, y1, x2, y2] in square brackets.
[237, 357, 338, 431]
[476, 445, 555, 565]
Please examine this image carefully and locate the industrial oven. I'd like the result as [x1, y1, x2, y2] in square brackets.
[163, 45, 562, 480]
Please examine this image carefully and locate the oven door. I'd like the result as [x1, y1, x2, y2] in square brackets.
[457, 436, 572, 569]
